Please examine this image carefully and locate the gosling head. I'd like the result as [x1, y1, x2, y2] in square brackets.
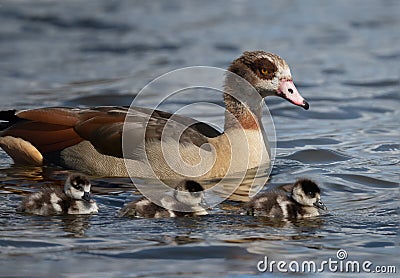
[173, 180, 205, 207]
[64, 174, 92, 202]
[291, 179, 327, 210]
[228, 50, 309, 110]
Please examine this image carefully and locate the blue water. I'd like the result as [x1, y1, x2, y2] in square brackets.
[0, 0, 399, 277]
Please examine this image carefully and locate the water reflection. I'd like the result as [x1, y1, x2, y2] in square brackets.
[159, 235, 204, 246]
[62, 215, 92, 237]
[0, 165, 44, 182]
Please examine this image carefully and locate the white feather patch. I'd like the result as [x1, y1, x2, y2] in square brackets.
[50, 193, 62, 212]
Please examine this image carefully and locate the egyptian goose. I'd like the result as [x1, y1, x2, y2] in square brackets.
[0, 51, 308, 178]
[17, 173, 98, 215]
[243, 179, 327, 218]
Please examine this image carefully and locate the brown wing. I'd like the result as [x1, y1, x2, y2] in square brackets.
[75, 106, 221, 158]
[1, 106, 221, 159]
[74, 110, 126, 158]
[1, 108, 83, 153]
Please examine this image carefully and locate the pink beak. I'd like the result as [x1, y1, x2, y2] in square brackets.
[277, 80, 309, 110]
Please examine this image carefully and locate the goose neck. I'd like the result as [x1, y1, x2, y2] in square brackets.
[223, 92, 263, 131]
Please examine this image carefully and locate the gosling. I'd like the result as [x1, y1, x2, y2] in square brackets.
[119, 180, 207, 218]
[243, 178, 327, 218]
[17, 174, 98, 215]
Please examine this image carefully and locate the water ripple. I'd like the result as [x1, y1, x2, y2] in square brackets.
[342, 79, 399, 87]
[327, 173, 398, 188]
[282, 149, 352, 164]
[371, 143, 400, 153]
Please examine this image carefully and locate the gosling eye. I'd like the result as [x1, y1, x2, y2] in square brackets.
[260, 68, 269, 75]
[307, 192, 315, 198]
[73, 184, 83, 191]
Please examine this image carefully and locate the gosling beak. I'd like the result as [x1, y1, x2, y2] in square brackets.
[313, 199, 327, 210]
[277, 80, 309, 110]
[82, 191, 91, 202]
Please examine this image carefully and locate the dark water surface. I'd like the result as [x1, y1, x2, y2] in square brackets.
[0, 1, 399, 277]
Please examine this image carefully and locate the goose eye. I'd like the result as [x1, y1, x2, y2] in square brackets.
[307, 192, 315, 198]
[260, 68, 269, 75]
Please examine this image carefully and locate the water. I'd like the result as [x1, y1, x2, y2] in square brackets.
[0, 0, 399, 277]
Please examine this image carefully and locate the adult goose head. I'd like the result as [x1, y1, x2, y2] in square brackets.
[228, 51, 308, 109]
